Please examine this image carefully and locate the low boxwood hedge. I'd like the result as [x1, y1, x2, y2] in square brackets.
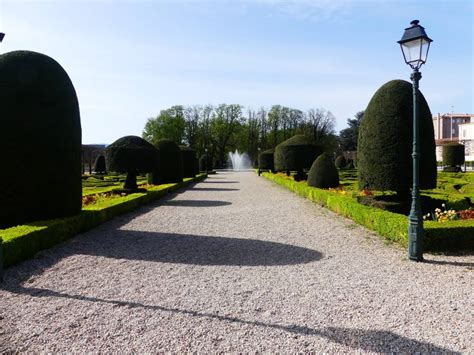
[1, 174, 206, 268]
[263, 172, 473, 252]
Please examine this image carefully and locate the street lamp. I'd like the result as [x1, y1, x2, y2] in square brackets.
[205, 148, 208, 173]
[398, 20, 433, 261]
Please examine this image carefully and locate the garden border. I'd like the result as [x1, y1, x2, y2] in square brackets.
[0, 174, 206, 269]
[262, 172, 473, 252]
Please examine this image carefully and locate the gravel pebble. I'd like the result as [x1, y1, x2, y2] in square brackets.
[0, 171, 472, 353]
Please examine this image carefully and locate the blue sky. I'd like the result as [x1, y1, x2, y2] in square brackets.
[1, 0, 473, 144]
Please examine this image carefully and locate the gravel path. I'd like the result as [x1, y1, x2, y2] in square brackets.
[1, 171, 472, 353]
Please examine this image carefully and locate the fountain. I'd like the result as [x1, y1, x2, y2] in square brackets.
[228, 150, 252, 170]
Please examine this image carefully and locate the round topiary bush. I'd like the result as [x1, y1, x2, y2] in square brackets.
[274, 135, 323, 177]
[442, 143, 464, 171]
[106, 135, 158, 190]
[94, 155, 107, 174]
[148, 139, 183, 184]
[335, 155, 347, 169]
[0, 50, 82, 228]
[180, 146, 198, 178]
[307, 153, 340, 188]
[258, 149, 274, 172]
[358, 79, 436, 194]
[199, 154, 213, 172]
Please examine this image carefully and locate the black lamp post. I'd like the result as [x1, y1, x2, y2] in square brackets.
[205, 148, 208, 173]
[398, 20, 432, 261]
[0, 32, 3, 282]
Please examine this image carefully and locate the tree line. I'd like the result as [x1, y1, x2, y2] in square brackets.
[142, 104, 362, 167]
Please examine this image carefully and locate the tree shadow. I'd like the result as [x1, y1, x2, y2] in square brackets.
[75, 231, 323, 266]
[190, 187, 240, 192]
[2, 285, 457, 354]
[158, 199, 232, 207]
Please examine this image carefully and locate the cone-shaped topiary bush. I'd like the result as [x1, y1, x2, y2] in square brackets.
[358, 80, 436, 194]
[258, 149, 274, 171]
[307, 153, 340, 188]
[335, 155, 347, 169]
[274, 135, 323, 177]
[94, 155, 107, 174]
[443, 143, 464, 172]
[0, 50, 82, 228]
[180, 146, 198, 178]
[106, 136, 158, 190]
[148, 139, 183, 184]
[199, 154, 213, 172]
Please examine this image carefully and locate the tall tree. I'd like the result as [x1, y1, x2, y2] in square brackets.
[142, 105, 186, 145]
[211, 104, 243, 166]
[338, 110, 364, 151]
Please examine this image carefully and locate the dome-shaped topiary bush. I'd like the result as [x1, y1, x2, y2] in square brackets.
[442, 143, 464, 172]
[199, 154, 213, 172]
[148, 139, 183, 184]
[307, 153, 340, 188]
[106, 135, 158, 190]
[94, 155, 107, 174]
[358, 80, 436, 194]
[258, 149, 274, 171]
[0, 50, 82, 228]
[274, 135, 323, 177]
[180, 146, 198, 178]
[335, 155, 347, 169]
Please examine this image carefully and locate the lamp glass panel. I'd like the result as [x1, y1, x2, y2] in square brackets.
[420, 38, 430, 63]
[401, 38, 422, 66]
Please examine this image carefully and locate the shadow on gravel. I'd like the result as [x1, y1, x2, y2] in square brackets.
[158, 199, 232, 207]
[422, 259, 474, 268]
[2, 285, 458, 354]
[77, 231, 323, 266]
[201, 181, 239, 184]
[190, 187, 240, 192]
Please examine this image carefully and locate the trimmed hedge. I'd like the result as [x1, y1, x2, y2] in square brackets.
[258, 149, 274, 171]
[274, 135, 323, 175]
[307, 153, 339, 188]
[263, 172, 473, 251]
[148, 139, 183, 184]
[0, 174, 207, 268]
[358, 80, 437, 193]
[106, 136, 158, 190]
[335, 155, 347, 169]
[0, 50, 82, 229]
[199, 154, 213, 172]
[443, 143, 465, 170]
[180, 146, 198, 178]
[94, 155, 107, 174]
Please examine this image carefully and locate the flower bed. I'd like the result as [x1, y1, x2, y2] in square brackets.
[263, 172, 473, 252]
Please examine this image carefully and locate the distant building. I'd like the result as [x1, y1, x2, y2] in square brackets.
[432, 113, 474, 161]
[82, 144, 107, 174]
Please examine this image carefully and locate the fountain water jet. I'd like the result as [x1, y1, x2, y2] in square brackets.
[228, 150, 252, 170]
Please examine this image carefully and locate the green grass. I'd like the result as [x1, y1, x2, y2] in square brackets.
[82, 174, 148, 196]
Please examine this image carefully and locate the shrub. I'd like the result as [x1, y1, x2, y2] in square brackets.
[106, 135, 158, 190]
[346, 160, 355, 169]
[335, 155, 347, 169]
[358, 80, 437, 194]
[258, 149, 274, 171]
[0, 50, 82, 228]
[199, 154, 213, 172]
[307, 153, 340, 188]
[443, 143, 465, 170]
[180, 146, 198, 178]
[274, 135, 323, 177]
[148, 139, 183, 184]
[94, 155, 107, 174]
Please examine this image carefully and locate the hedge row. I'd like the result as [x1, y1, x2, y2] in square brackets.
[262, 172, 473, 252]
[1, 174, 206, 268]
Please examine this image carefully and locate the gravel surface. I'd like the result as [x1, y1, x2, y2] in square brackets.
[1, 171, 473, 353]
